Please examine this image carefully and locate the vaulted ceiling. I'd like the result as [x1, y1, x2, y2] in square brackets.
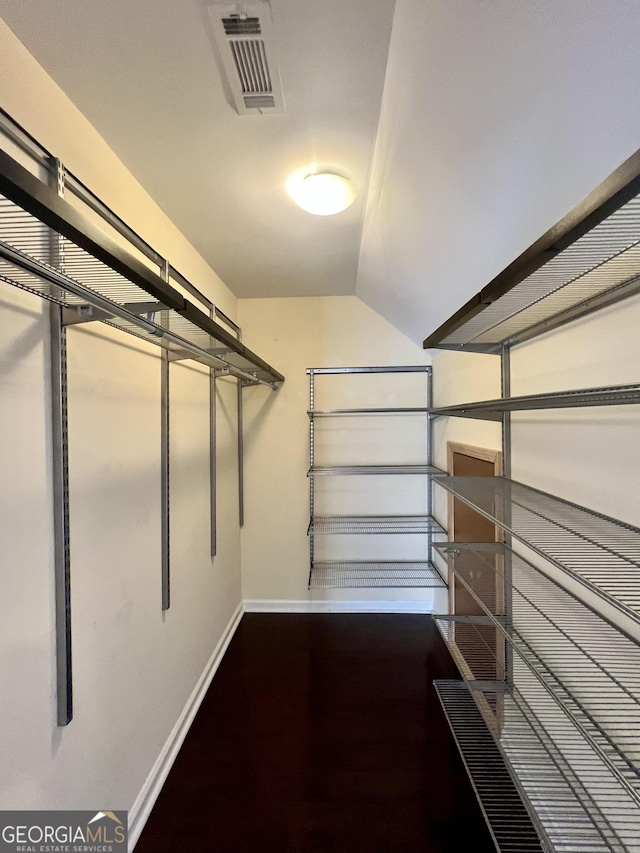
[2, 0, 640, 345]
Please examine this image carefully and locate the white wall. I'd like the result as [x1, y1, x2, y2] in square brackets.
[360, 0, 640, 636]
[431, 294, 640, 525]
[238, 295, 445, 610]
[430, 351, 502, 537]
[509, 295, 640, 526]
[359, 0, 640, 344]
[0, 18, 247, 822]
[431, 294, 640, 636]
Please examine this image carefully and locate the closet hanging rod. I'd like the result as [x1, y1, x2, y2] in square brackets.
[0, 238, 269, 386]
[0, 147, 283, 386]
[0, 107, 215, 313]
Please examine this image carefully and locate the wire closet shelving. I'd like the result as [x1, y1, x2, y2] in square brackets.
[424, 143, 640, 850]
[0, 110, 283, 727]
[306, 365, 446, 589]
[0, 150, 283, 386]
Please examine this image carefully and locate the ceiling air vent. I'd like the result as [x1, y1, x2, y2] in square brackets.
[222, 16, 261, 35]
[208, 2, 285, 115]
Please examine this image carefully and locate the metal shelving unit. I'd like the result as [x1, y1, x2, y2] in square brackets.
[309, 515, 445, 535]
[309, 407, 431, 417]
[306, 366, 445, 589]
[423, 147, 640, 354]
[0, 111, 283, 726]
[433, 476, 640, 630]
[436, 544, 640, 827]
[310, 561, 444, 588]
[430, 382, 640, 421]
[309, 464, 443, 476]
[0, 154, 283, 387]
[435, 672, 632, 853]
[424, 145, 640, 849]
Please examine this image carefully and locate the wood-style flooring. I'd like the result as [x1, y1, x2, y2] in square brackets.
[135, 614, 496, 852]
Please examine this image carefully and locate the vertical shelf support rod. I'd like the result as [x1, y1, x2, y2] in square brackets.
[235, 324, 245, 528]
[501, 343, 513, 684]
[160, 260, 170, 610]
[209, 306, 217, 557]
[308, 369, 315, 585]
[427, 366, 434, 567]
[49, 156, 73, 726]
[237, 379, 244, 527]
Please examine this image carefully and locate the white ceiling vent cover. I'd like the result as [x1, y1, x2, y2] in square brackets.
[208, 1, 285, 115]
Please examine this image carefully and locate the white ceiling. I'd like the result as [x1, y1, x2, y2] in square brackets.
[0, 0, 396, 298]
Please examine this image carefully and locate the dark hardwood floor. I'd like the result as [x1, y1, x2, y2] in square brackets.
[135, 614, 496, 852]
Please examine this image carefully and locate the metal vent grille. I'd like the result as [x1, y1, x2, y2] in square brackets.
[243, 94, 275, 109]
[230, 40, 272, 94]
[222, 15, 261, 35]
[208, 2, 284, 115]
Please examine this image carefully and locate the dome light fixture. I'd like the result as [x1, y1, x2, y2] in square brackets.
[286, 170, 356, 216]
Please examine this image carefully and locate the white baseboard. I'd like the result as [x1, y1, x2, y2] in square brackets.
[128, 602, 244, 850]
[243, 599, 435, 614]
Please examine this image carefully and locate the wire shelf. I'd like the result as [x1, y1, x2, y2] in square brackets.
[424, 181, 640, 351]
[430, 383, 640, 421]
[308, 515, 445, 535]
[307, 366, 432, 375]
[308, 407, 431, 417]
[434, 680, 545, 853]
[0, 168, 283, 386]
[440, 543, 640, 804]
[433, 476, 640, 628]
[308, 464, 443, 476]
[434, 622, 640, 852]
[433, 614, 503, 682]
[308, 560, 446, 588]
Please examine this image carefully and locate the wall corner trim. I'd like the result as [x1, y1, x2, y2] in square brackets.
[128, 601, 244, 850]
[243, 599, 435, 614]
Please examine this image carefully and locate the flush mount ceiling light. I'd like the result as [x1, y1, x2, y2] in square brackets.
[286, 170, 356, 216]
